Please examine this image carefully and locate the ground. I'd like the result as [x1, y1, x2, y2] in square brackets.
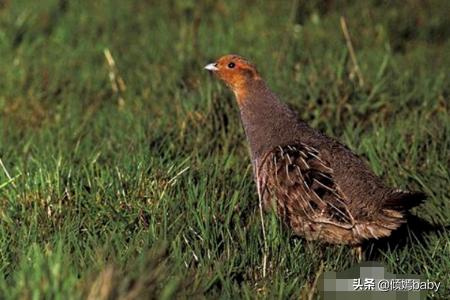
[0, 0, 449, 299]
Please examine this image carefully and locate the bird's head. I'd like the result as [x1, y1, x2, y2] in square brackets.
[204, 54, 261, 98]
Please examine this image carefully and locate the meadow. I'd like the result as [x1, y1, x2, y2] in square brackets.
[0, 0, 449, 298]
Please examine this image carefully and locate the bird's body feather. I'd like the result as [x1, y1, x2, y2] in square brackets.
[205, 54, 425, 245]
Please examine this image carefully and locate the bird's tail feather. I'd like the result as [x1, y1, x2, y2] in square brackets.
[384, 190, 426, 211]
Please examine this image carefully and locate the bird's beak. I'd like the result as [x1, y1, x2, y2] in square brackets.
[204, 63, 218, 71]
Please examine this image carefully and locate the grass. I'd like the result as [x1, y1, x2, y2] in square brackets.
[0, 0, 449, 298]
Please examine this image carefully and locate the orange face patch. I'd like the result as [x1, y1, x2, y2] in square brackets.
[207, 55, 260, 100]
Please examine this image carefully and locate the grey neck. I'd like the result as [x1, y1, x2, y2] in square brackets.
[237, 80, 300, 160]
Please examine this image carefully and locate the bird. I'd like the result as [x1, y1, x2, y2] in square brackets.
[204, 54, 426, 255]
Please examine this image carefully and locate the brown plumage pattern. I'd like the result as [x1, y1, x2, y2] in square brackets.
[205, 54, 426, 245]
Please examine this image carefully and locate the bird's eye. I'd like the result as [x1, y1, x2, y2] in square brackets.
[228, 62, 235, 69]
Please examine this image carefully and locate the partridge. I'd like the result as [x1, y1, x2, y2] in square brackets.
[205, 54, 425, 246]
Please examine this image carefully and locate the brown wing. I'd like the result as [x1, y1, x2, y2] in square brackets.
[255, 143, 355, 230]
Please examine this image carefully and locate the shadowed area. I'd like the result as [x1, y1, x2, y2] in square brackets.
[366, 215, 450, 260]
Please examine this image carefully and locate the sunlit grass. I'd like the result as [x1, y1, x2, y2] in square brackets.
[0, 0, 449, 298]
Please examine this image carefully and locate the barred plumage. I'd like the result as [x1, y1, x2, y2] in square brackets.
[205, 54, 426, 246]
[255, 143, 422, 245]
